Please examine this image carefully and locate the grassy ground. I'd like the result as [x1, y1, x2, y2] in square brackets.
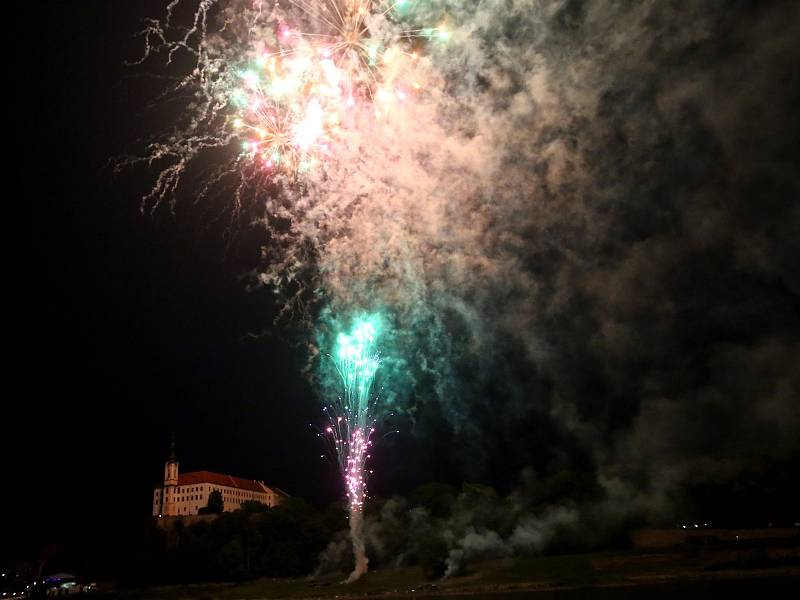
[114, 544, 800, 599]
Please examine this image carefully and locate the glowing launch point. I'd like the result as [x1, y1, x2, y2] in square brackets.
[128, 0, 450, 577]
[322, 313, 384, 581]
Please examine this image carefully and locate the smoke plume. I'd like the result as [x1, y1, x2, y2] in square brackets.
[134, 0, 800, 546]
[270, 0, 800, 520]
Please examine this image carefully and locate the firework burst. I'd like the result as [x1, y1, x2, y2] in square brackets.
[324, 314, 381, 508]
[123, 0, 450, 207]
[316, 313, 383, 581]
[127, 0, 454, 584]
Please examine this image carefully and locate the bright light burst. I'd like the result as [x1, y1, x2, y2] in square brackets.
[230, 0, 446, 174]
[128, 1, 451, 582]
[315, 313, 385, 581]
[321, 314, 382, 512]
[125, 0, 451, 204]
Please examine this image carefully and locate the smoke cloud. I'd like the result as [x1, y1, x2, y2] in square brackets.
[136, 0, 800, 537]
[313, 481, 622, 578]
[268, 0, 800, 519]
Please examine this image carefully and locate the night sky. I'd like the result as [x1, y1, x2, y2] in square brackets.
[6, 0, 800, 563]
[9, 1, 332, 555]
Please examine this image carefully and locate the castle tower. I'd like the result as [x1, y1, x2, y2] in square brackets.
[162, 434, 179, 516]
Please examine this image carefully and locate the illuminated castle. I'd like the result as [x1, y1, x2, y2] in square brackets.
[153, 437, 285, 517]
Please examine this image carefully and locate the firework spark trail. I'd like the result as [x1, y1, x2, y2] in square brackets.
[125, 7, 460, 578]
[127, 0, 514, 582]
[126, 0, 800, 578]
[122, 0, 468, 330]
[319, 314, 382, 581]
[121, 0, 450, 212]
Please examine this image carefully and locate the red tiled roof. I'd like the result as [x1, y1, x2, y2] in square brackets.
[176, 470, 270, 493]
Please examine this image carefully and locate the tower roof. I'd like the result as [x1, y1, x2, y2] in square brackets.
[168, 433, 177, 462]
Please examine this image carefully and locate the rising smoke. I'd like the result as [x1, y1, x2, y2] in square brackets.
[132, 0, 800, 568]
[285, 0, 800, 519]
